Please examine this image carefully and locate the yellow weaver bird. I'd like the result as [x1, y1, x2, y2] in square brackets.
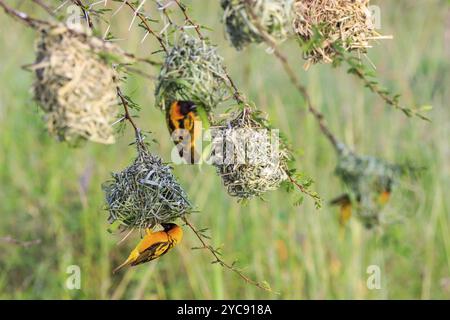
[330, 194, 353, 227]
[166, 101, 209, 164]
[330, 187, 391, 228]
[113, 223, 183, 273]
[378, 189, 391, 206]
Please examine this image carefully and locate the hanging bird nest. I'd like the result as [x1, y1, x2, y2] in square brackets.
[221, 0, 293, 50]
[30, 24, 123, 145]
[293, 0, 382, 67]
[155, 35, 228, 113]
[103, 143, 192, 230]
[211, 108, 291, 199]
[334, 144, 400, 228]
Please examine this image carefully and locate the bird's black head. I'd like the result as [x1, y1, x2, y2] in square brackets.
[178, 101, 196, 115]
[161, 223, 176, 232]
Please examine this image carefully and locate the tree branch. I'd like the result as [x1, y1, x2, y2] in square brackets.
[182, 216, 276, 294]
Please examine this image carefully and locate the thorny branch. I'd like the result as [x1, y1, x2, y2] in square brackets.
[341, 55, 430, 121]
[173, 0, 203, 40]
[116, 86, 142, 141]
[287, 174, 320, 206]
[182, 216, 276, 294]
[0, 0, 159, 68]
[71, 0, 93, 28]
[123, 0, 168, 53]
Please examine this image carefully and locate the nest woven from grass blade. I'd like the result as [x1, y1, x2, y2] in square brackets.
[103, 146, 192, 230]
[155, 35, 228, 112]
[221, 0, 293, 50]
[212, 108, 291, 199]
[293, 0, 381, 66]
[31, 24, 120, 145]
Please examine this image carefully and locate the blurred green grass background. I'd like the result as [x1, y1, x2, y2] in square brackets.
[0, 0, 449, 299]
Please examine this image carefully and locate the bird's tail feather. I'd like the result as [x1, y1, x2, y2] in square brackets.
[113, 258, 133, 274]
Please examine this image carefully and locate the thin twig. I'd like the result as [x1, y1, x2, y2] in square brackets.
[287, 174, 321, 205]
[31, 0, 55, 16]
[71, 1, 162, 67]
[123, 0, 168, 53]
[116, 86, 141, 138]
[124, 66, 157, 80]
[343, 57, 430, 121]
[173, 0, 203, 40]
[0, 236, 42, 248]
[71, 0, 94, 28]
[182, 216, 277, 294]
[0, 0, 49, 28]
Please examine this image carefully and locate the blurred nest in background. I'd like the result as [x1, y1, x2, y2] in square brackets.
[293, 0, 380, 67]
[103, 144, 192, 230]
[155, 35, 228, 113]
[211, 108, 291, 199]
[30, 24, 122, 145]
[221, 0, 293, 50]
[334, 144, 401, 228]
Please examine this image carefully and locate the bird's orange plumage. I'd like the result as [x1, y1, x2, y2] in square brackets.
[378, 190, 391, 205]
[113, 223, 183, 273]
[166, 101, 202, 164]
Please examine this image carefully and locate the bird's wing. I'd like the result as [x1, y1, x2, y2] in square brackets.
[131, 241, 172, 266]
[339, 203, 352, 226]
[330, 194, 351, 206]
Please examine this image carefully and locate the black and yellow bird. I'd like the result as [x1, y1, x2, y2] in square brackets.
[113, 223, 183, 273]
[166, 101, 209, 164]
[330, 194, 353, 227]
[330, 185, 392, 229]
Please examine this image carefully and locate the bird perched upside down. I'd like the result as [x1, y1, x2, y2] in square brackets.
[330, 185, 392, 229]
[166, 101, 208, 164]
[330, 194, 353, 227]
[113, 223, 183, 273]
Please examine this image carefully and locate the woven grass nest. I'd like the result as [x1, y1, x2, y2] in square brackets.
[293, 0, 381, 67]
[211, 108, 291, 199]
[103, 144, 192, 230]
[335, 144, 400, 228]
[155, 35, 228, 113]
[31, 24, 122, 145]
[221, 0, 293, 50]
